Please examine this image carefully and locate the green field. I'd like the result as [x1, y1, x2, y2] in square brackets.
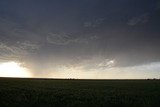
[0, 78, 160, 107]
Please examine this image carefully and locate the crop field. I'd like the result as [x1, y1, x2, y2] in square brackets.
[0, 78, 160, 107]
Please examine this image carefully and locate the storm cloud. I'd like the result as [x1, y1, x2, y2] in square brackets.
[0, 0, 160, 78]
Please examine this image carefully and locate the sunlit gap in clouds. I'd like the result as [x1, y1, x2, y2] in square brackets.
[0, 61, 32, 78]
[47, 61, 160, 79]
[0, 61, 160, 79]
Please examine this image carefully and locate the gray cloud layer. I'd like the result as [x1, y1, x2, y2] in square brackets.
[0, 0, 160, 77]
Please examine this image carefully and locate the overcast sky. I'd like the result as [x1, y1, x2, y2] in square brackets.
[0, 0, 160, 79]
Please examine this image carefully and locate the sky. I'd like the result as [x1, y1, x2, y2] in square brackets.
[0, 0, 160, 79]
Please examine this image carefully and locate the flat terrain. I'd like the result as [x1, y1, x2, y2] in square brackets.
[0, 78, 160, 107]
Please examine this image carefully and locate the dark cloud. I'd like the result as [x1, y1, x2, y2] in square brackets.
[46, 33, 74, 45]
[0, 0, 160, 78]
[127, 13, 149, 26]
[0, 18, 41, 62]
[83, 18, 105, 28]
[156, 1, 160, 10]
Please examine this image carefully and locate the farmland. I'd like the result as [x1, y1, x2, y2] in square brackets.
[0, 78, 160, 107]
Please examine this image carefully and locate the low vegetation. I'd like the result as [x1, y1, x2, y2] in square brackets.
[0, 78, 160, 107]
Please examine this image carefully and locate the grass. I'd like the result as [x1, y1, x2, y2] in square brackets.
[0, 78, 160, 107]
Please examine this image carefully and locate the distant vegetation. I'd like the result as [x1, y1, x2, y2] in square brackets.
[0, 78, 160, 107]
